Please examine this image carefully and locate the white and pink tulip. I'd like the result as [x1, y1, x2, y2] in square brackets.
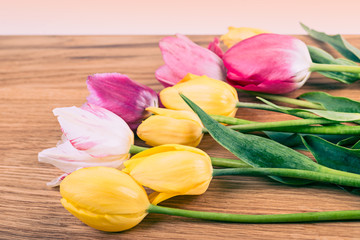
[38, 104, 134, 186]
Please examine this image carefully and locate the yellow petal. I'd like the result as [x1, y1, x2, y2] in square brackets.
[146, 107, 203, 126]
[61, 198, 147, 232]
[220, 26, 270, 48]
[60, 167, 150, 232]
[148, 192, 178, 205]
[159, 74, 238, 117]
[137, 114, 203, 147]
[129, 144, 209, 160]
[124, 145, 212, 195]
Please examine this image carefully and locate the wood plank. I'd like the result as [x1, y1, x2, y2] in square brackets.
[1, 35, 360, 239]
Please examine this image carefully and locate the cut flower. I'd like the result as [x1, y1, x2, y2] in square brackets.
[123, 144, 213, 205]
[137, 107, 204, 147]
[38, 104, 133, 186]
[155, 34, 226, 87]
[223, 33, 312, 94]
[86, 73, 158, 130]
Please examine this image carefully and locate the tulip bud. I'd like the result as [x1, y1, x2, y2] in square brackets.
[159, 74, 238, 117]
[155, 34, 226, 87]
[223, 33, 312, 94]
[123, 144, 213, 205]
[38, 104, 134, 186]
[220, 26, 270, 48]
[60, 167, 150, 232]
[86, 73, 158, 130]
[137, 107, 203, 147]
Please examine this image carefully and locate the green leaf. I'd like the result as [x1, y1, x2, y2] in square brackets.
[307, 46, 360, 84]
[258, 97, 360, 121]
[266, 131, 355, 149]
[301, 23, 360, 62]
[337, 136, 360, 147]
[352, 140, 360, 150]
[299, 91, 360, 113]
[180, 93, 320, 185]
[302, 135, 360, 174]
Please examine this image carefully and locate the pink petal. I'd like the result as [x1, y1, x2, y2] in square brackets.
[86, 73, 158, 130]
[223, 33, 312, 94]
[155, 65, 180, 88]
[156, 34, 226, 86]
[53, 104, 133, 158]
[38, 140, 128, 174]
[207, 37, 224, 58]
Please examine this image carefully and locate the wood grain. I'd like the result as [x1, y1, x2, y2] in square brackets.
[1, 35, 360, 239]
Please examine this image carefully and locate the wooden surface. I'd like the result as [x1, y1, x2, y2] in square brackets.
[2, 35, 360, 239]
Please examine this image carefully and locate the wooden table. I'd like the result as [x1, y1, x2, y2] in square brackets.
[2, 35, 360, 239]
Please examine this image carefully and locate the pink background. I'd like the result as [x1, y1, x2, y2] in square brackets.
[1, 0, 359, 35]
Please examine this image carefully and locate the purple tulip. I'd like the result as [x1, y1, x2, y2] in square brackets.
[86, 73, 158, 130]
[223, 33, 312, 94]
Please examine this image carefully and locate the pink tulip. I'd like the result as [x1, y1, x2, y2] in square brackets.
[86, 73, 158, 130]
[155, 34, 226, 87]
[222, 33, 312, 94]
[38, 104, 134, 186]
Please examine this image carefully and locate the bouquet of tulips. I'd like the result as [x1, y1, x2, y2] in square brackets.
[38, 24, 360, 232]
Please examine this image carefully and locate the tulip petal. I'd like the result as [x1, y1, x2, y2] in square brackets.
[155, 65, 180, 88]
[60, 167, 149, 232]
[159, 74, 238, 117]
[156, 34, 226, 86]
[46, 173, 69, 187]
[54, 104, 133, 158]
[38, 140, 128, 174]
[148, 192, 178, 205]
[86, 73, 158, 130]
[220, 26, 270, 48]
[207, 37, 224, 58]
[223, 33, 312, 94]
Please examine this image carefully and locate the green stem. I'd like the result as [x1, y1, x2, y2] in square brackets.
[249, 92, 325, 109]
[228, 118, 336, 132]
[129, 145, 250, 168]
[207, 116, 353, 135]
[148, 204, 360, 223]
[210, 114, 253, 125]
[212, 167, 360, 187]
[129, 145, 148, 154]
[210, 157, 252, 168]
[310, 63, 360, 74]
[235, 101, 320, 119]
[269, 125, 360, 135]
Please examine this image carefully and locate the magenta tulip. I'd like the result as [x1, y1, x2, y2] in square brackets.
[223, 33, 312, 94]
[155, 34, 226, 87]
[86, 73, 158, 130]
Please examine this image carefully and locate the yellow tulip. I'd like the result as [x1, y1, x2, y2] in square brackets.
[137, 107, 203, 147]
[159, 74, 238, 117]
[60, 167, 150, 232]
[123, 144, 213, 205]
[220, 26, 270, 48]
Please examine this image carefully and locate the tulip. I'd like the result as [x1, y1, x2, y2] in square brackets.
[159, 74, 238, 117]
[137, 107, 203, 147]
[38, 104, 134, 186]
[220, 26, 270, 48]
[155, 34, 226, 87]
[60, 167, 149, 232]
[123, 144, 213, 205]
[223, 33, 360, 94]
[86, 73, 158, 130]
[60, 168, 360, 232]
[223, 33, 312, 94]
